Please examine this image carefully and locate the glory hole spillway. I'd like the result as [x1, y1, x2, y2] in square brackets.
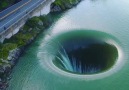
[8, 0, 129, 90]
[52, 31, 119, 74]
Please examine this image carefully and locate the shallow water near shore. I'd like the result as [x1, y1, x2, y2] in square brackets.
[8, 0, 129, 90]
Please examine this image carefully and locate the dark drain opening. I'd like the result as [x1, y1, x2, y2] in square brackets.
[53, 32, 118, 74]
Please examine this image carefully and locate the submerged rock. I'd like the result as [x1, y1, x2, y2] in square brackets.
[50, 0, 81, 12]
[8, 48, 21, 66]
[51, 4, 62, 12]
[38, 21, 44, 26]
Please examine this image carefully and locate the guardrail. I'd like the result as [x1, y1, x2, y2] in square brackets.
[0, 0, 46, 35]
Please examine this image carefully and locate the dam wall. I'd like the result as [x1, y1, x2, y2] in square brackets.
[0, 0, 55, 43]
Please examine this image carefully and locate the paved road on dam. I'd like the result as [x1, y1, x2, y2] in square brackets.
[0, 0, 31, 20]
[0, 0, 46, 33]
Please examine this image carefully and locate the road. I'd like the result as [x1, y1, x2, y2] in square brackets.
[0, 0, 31, 20]
[0, 0, 46, 33]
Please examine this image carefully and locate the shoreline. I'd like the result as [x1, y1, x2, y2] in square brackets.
[0, 0, 81, 89]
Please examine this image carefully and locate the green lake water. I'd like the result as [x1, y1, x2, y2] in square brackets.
[8, 0, 129, 90]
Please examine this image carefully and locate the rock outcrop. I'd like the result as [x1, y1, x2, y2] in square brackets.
[51, 0, 81, 12]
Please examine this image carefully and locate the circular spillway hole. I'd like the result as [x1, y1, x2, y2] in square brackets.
[53, 31, 118, 75]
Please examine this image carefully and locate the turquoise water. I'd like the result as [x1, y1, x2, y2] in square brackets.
[8, 0, 129, 90]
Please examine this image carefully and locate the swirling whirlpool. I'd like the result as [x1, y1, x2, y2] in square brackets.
[38, 30, 123, 80]
[8, 0, 129, 90]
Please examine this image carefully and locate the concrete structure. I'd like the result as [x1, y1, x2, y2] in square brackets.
[0, 0, 54, 43]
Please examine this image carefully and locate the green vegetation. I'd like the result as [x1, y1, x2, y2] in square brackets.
[0, 0, 81, 88]
[0, 16, 51, 65]
[54, 0, 78, 5]
[0, 14, 56, 89]
[52, 0, 79, 10]
[0, 0, 80, 66]
[25, 17, 41, 28]
[0, 43, 17, 61]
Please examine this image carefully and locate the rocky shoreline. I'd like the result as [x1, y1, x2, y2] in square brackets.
[0, 0, 82, 89]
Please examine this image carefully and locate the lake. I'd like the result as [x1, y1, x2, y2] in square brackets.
[8, 0, 129, 90]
